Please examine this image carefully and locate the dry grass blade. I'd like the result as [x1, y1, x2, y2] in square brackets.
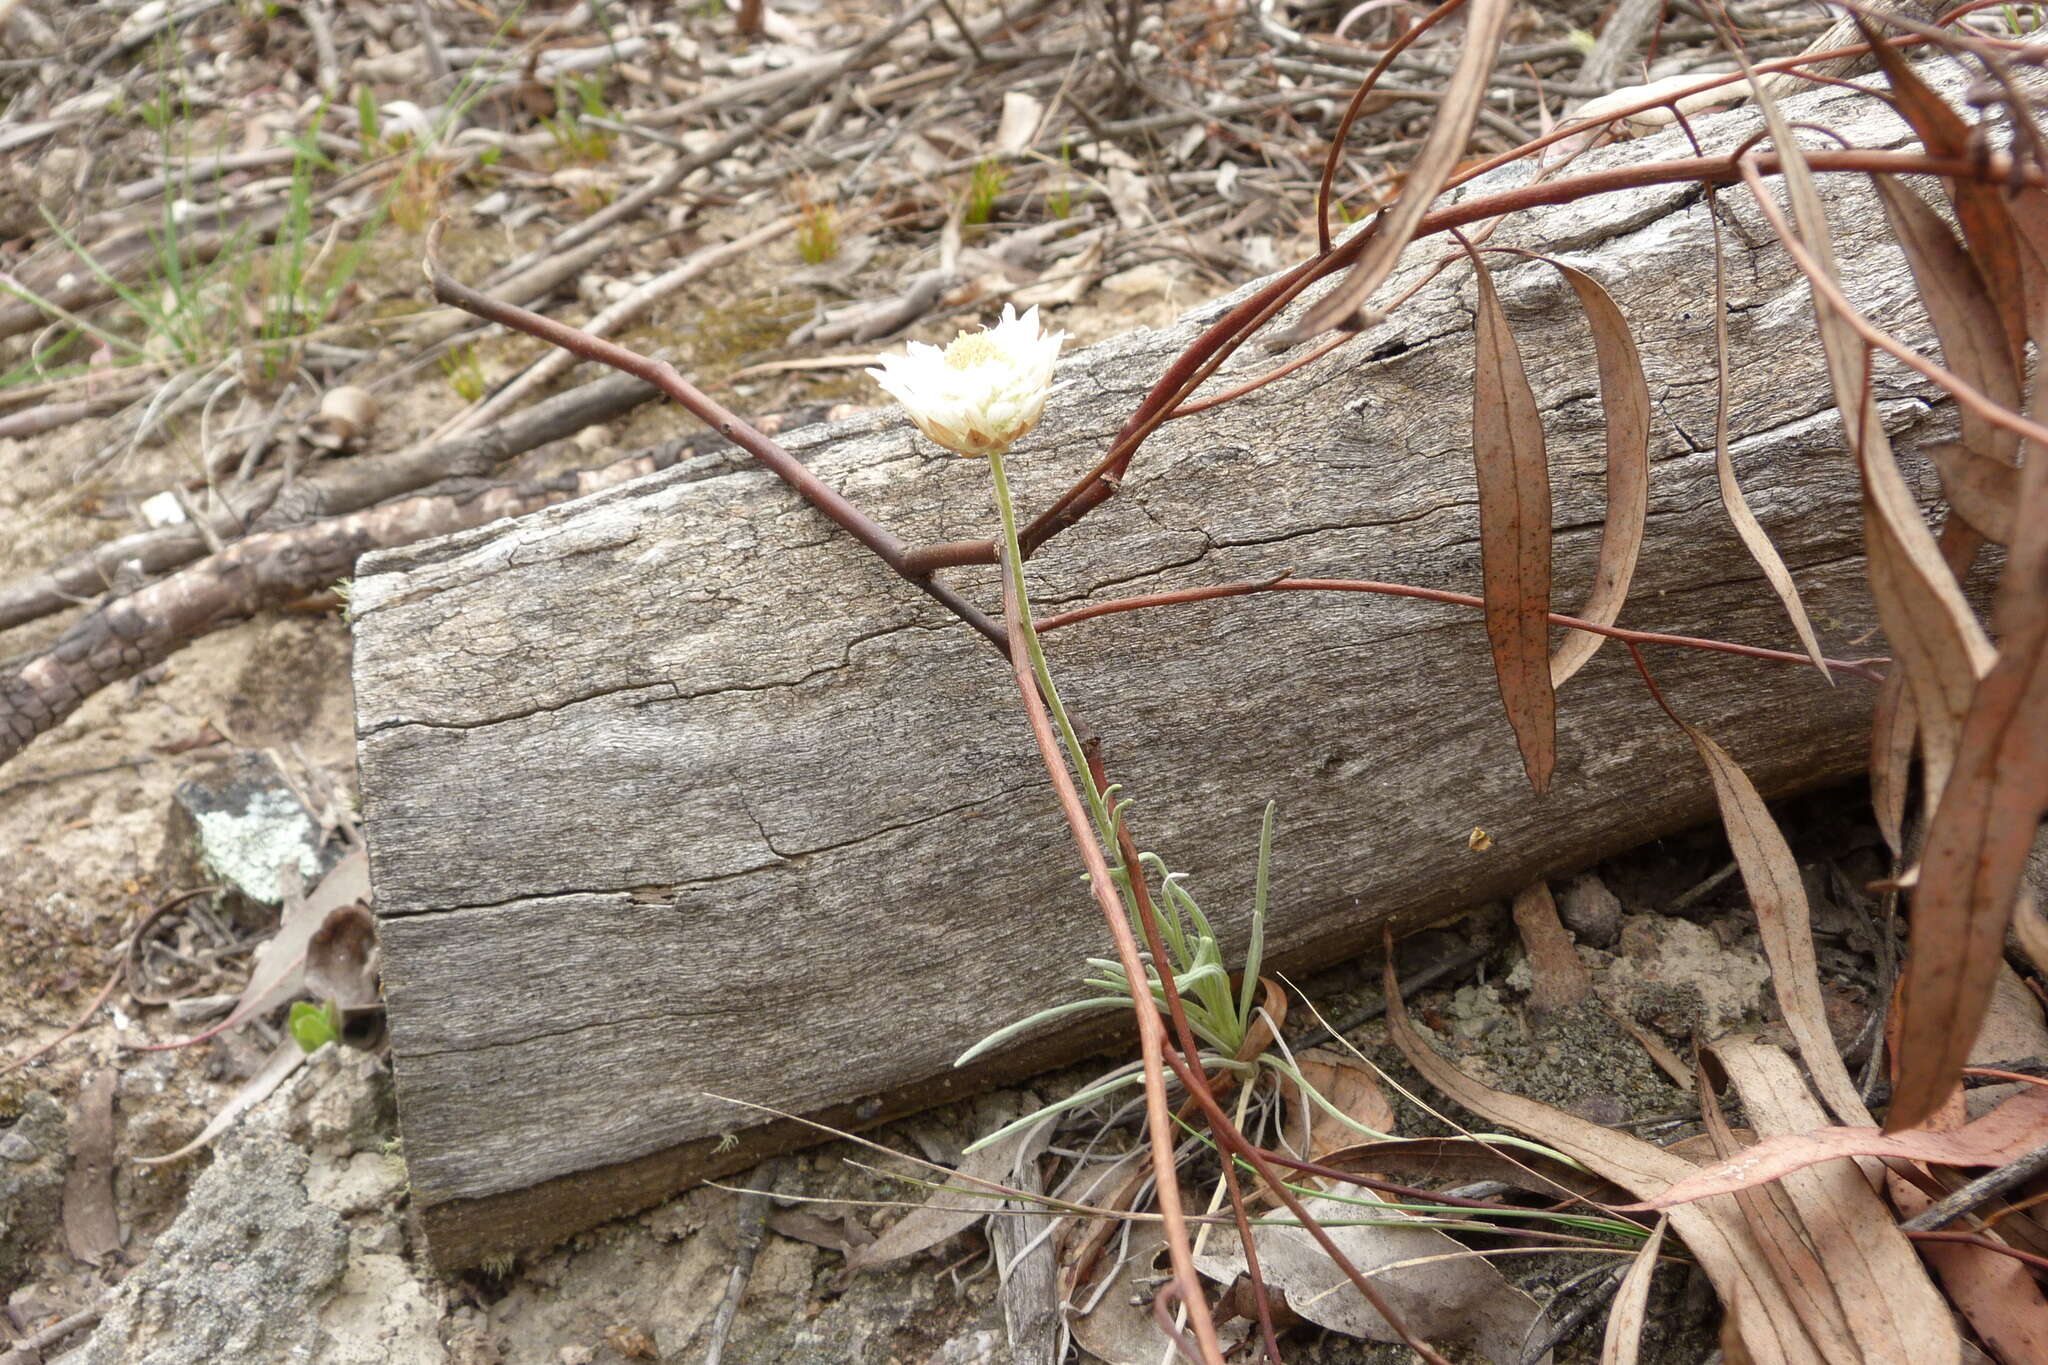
[1705, 186, 1830, 678]
[1379, 953, 1825, 1363]
[1540, 263, 1650, 689]
[1686, 728, 1867, 1126]
[1279, 0, 1512, 341]
[1713, 1040, 1959, 1360]
[1601, 1216, 1666, 1365]
[1466, 245, 1556, 795]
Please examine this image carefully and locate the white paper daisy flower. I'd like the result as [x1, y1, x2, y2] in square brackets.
[867, 305, 1066, 457]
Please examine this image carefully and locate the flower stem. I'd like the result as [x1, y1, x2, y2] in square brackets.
[987, 449, 1116, 849]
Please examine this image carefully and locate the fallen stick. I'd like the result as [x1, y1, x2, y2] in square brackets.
[0, 373, 659, 636]
[0, 424, 768, 762]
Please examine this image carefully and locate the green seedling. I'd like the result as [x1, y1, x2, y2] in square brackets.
[289, 999, 342, 1053]
[440, 344, 487, 402]
[796, 199, 839, 264]
[1044, 143, 1075, 220]
[964, 157, 1008, 226]
[545, 74, 615, 165]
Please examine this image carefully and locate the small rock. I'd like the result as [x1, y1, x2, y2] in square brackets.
[307, 1150, 407, 1217]
[1557, 874, 1623, 948]
[160, 752, 342, 905]
[926, 1328, 1004, 1365]
[290, 1049, 396, 1153]
[0, 1132, 36, 1163]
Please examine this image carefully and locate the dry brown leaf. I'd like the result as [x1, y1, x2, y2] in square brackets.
[1695, 1053, 1860, 1361]
[1069, 1227, 1243, 1364]
[1899, 535, 2048, 1131]
[1736, 57, 2001, 1132]
[1887, 1167, 2048, 1364]
[1705, 185, 1830, 677]
[1686, 728, 1866, 1125]
[844, 1122, 1036, 1271]
[1622, 1082, 2048, 1210]
[61, 1069, 120, 1266]
[304, 902, 379, 1012]
[1738, 63, 1995, 813]
[1539, 262, 1649, 689]
[1869, 520, 1983, 858]
[1512, 881, 1589, 1016]
[1190, 1193, 1553, 1362]
[1925, 444, 2017, 545]
[1713, 1040, 1958, 1361]
[1870, 664, 1915, 860]
[1858, 24, 2029, 366]
[1281, 0, 1512, 341]
[1285, 1048, 1396, 1162]
[1873, 176, 2023, 475]
[1379, 954, 1824, 1364]
[2004, 187, 2048, 347]
[1601, 1215, 1666, 1365]
[1468, 247, 1556, 794]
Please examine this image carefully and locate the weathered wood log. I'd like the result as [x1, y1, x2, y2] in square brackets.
[352, 76, 1959, 1269]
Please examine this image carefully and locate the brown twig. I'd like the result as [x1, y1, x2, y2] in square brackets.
[0, 435, 824, 766]
[420, 222, 1006, 654]
[0, 373, 661, 636]
[1032, 577, 1887, 683]
[901, 136, 2035, 579]
[1897, 1138, 2048, 1232]
[1902, 1229, 2048, 1273]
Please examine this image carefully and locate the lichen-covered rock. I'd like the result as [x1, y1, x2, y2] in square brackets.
[160, 751, 343, 905]
[0, 1090, 68, 1293]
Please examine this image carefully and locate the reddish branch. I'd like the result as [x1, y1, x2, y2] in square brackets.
[1034, 577, 1888, 683]
[422, 223, 1007, 653]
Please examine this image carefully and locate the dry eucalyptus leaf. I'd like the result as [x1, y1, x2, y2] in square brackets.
[304, 902, 379, 1012]
[1283, 1048, 1396, 1161]
[844, 1122, 1035, 1271]
[1192, 1194, 1552, 1362]
[62, 1070, 120, 1265]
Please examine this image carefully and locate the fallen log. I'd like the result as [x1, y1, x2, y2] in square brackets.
[352, 75, 1957, 1269]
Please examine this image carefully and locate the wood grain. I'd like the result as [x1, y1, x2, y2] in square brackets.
[353, 76, 1960, 1268]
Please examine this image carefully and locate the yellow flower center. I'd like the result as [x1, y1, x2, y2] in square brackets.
[943, 332, 1000, 370]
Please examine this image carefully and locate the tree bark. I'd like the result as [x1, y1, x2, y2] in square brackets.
[352, 76, 1959, 1269]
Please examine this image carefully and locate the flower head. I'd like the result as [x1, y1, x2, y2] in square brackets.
[867, 304, 1066, 457]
